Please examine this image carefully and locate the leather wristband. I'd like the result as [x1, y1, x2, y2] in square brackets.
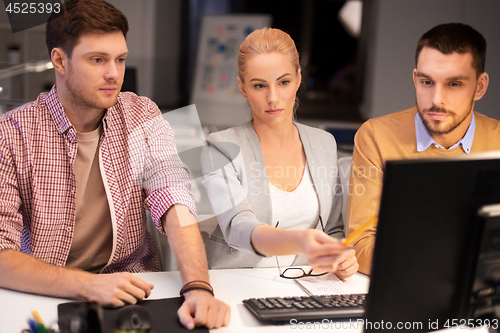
[180, 281, 214, 298]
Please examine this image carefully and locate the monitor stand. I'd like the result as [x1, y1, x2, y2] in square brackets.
[469, 204, 500, 333]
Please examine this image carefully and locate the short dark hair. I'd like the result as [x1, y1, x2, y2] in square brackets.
[46, 0, 129, 58]
[415, 23, 486, 77]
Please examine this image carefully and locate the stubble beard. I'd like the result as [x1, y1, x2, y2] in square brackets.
[416, 94, 475, 136]
[65, 67, 120, 114]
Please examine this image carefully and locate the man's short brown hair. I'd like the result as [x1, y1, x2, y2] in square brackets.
[415, 23, 486, 77]
[46, 0, 129, 58]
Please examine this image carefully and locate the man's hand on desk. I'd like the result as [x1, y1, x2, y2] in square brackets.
[177, 289, 231, 330]
[78, 272, 154, 307]
[0, 249, 155, 306]
[162, 205, 231, 330]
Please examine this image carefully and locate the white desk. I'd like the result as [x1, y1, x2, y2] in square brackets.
[0, 268, 368, 333]
[0, 268, 488, 333]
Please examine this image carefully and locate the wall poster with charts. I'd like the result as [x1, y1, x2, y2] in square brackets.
[191, 14, 272, 127]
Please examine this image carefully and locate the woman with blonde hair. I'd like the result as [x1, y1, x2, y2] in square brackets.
[201, 28, 358, 279]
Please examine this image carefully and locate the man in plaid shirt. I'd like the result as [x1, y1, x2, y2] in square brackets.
[0, 0, 229, 329]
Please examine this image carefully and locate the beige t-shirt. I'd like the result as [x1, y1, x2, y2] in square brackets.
[66, 125, 112, 273]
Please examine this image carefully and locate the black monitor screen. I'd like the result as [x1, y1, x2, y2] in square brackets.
[364, 153, 500, 333]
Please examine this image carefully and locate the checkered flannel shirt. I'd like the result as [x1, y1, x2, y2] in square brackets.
[0, 86, 197, 273]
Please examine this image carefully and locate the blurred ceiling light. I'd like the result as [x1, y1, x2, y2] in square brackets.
[338, 0, 363, 38]
[0, 60, 53, 80]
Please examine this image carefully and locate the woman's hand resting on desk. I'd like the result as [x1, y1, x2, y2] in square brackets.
[299, 229, 359, 279]
[250, 225, 359, 279]
[332, 248, 359, 279]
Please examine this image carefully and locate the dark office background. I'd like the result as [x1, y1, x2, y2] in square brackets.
[178, 0, 365, 122]
[2, 0, 498, 123]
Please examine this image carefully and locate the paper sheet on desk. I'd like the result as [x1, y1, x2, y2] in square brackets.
[294, 273, 350, 296]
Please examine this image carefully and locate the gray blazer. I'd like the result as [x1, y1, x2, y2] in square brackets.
[201, 122, 344, 269]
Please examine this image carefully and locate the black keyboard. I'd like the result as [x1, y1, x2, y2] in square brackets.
[243, 294, 367, 322]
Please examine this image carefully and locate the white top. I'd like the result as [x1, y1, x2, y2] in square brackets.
[256, 165, 320, 267]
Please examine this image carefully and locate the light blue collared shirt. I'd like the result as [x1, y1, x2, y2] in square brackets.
[415, 112, 475, 154]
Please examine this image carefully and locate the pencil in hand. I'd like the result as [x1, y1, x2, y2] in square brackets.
[341, 217, 378, 246]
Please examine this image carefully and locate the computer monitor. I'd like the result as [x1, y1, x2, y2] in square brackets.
[363, 152, 500, 333]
